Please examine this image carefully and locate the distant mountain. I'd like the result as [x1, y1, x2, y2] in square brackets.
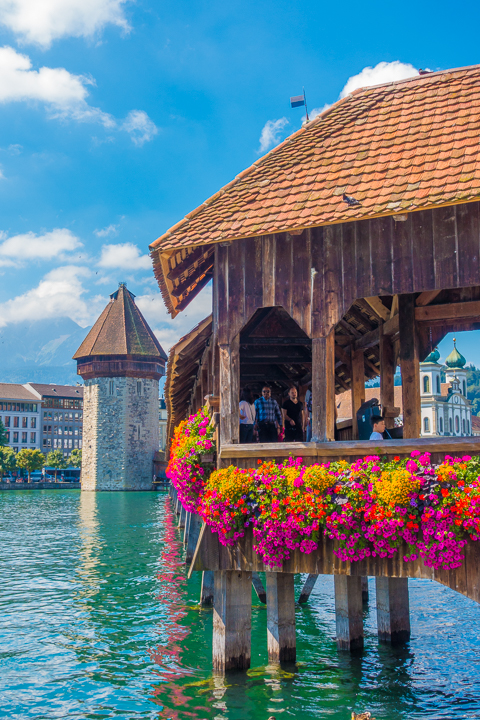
[0, 317, 89, 385]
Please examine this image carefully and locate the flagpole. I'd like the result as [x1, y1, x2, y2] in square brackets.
[303, 86, 309, 123]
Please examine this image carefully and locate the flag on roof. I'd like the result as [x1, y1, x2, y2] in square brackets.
[290, 94, 305, 108]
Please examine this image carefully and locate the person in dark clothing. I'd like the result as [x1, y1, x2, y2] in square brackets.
[282, 386, 305, 442]
[254, 385, 282, 443]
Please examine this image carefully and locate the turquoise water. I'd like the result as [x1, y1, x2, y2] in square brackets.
[1, 491, 480, 719]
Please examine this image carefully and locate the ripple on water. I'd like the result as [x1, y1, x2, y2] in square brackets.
[1, 490, 480, 719]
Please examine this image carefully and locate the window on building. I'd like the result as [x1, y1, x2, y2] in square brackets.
[30, 433, 36, 444]
[439, 417, 443, 433]
[13, 447, 18, 453]
[58, 427, 62, 435]
[13, 432, 18, 443]
[423, 376, 430, 393]
[463, 419, 466, 434]
[79, 440, 83, 448]
[455, 416, 460, 433]
[468, 420, 470, 434]
[424, 417, 430, 433]
[47, 439, 52, 448]
[13, 417, 19, 428]
[74, 440, 78, 448]
[75, 413, 79, 420]
[463, 380, 467, 396]
[68, 439, 73, 448]
[449, 418, 453, 433]
[30, 417, 36, 428]
[21, 432, 27, 444]
[22, 417, 27, 428]
[4, 416, 10, 427]
[137, 381, 142, 396]
[74, 428, 78, 436]
[5, 432, 10, 442]
[436, 376, 441, 394]
[43, 439, 47, 447]
[109, 380, 114, 396]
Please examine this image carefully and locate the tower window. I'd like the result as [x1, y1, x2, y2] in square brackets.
[424, 417, 430, 433]
[423, 376, 430, 393]
[463, 419, 466, 434]
[455, 416, 460, 433]
[109, 380, 114, 396]
[467, 420, 470, 434]
[137, 381, 142, 396]
[463, 380, 466, 396]
[439, 417, 443, 433]
[436, 376, 441, 394]
[449, 418, 453, 433]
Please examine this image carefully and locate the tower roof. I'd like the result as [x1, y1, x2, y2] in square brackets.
[421, 347, 441, 364]
[73, 283, 167, 361]
[445, 338, 466, 369]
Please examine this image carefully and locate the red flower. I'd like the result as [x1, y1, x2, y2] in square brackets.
[394, 456, 400, 462]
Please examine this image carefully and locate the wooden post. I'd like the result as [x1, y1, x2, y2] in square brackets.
[219, 336, 240, 446]
[298, 574, 319, 603]
[351, 349, 365, 439]
[312, 331, 335, 442]
[399, 294, 421, 438]
[213, 570, 252, 672]
[178, 505, 186, 529]
[375, 577, 410, 644]
[186, 513, 202, 565]
[380, 327, 396, 430]
[266, 572, 296, 663]
[201, 570, 215, 605]
[361, 576, 369, 604]
[183, 511, 191, 546]
[252, 572, 267, 604]
[334, 575, 364, 651]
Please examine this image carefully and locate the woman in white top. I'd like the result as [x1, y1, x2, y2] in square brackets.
[239, 389, 256, 443]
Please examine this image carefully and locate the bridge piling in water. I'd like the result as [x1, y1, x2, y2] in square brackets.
[251, 572, 267, 604]
[361, 576, 369, 604]
[375, 577, 410, 644]
[213, 570, 252, 672]
[201, 570, 215, 605]
[334, 575, 364, 651]
[266, 572, 296, 663]
[298, 573, 319, 603]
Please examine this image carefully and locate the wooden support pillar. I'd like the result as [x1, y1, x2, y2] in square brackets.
[252, 572, 267, 604]
[213, 570, 252, 672]
[178, 505, 186, 528]
[375, 577, 410, 644]
[266, 572, 296, 663]
[201, 570, 215, 605]
[183, 511, 191, 546]
[312, 331, 335, 442]
[186, 513, 202, 565]
[380, 327, 396, 430]
[351, 349, 365, 439]
[399, 294, 421, 438]
[219, 335, 240, 446]
[175, 497, 180, 515]
[298, 574, 319, 603]
[361, 576, 369, 604]
[334, 575, 364, 651]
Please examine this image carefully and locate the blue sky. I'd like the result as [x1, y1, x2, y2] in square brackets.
[0, 0, 480, 363]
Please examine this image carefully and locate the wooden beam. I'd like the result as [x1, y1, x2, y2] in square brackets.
[354, 326, 380, 350]
[376, 577, 410, 644]
[312, 332, 335, 442]
[266, 573, 296, 663]
[415, 289, 442, 306]
[399, 294, 421, 438]
[415, 299, 480, 323]
[219, 337, 240, 446]
[351, 349, 365, 439]
[335, 343, 352, 369]
[390, 294, 399, 319]
[364, 296, 390, 321]
[213, 570, 252, 671]
[167, 245, 213, 282]
[334, 575, 364, 651]
[364, 357, 379, 376]
[339, 319, 362, 338]
[383, 314, 400, 336]
[380, 328, 396, 430]
[201, 570, 214, 605]
[171, 257, 214, 297]
[241, 337, 311, 346]
[298, 574, 319, 604]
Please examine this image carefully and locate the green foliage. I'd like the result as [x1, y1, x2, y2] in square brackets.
[68, 448, 82, 468]
[0, 446, 16, 478]
[16, 448, 45, 481]
[0, 420, 7, 447]
[46, 450, 68, 480]
[466, 364, 480, 416]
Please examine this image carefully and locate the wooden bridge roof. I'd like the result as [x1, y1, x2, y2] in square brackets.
[150, 64, 480, 317]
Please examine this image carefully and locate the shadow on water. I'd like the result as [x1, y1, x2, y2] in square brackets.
[1, 491, 480, 719]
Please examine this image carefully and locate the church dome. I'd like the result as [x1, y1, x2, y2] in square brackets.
[422, 347, 440, 364]
[445, 339, 466, 369]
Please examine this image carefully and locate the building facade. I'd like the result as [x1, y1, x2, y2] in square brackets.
[420, 342, 472, 437]
[0, 383, 41, 453]
[25, 383, 84, 455]
[74, 283, 167, 491]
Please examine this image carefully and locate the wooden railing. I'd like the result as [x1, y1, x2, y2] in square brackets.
[219, 436, 480, 468]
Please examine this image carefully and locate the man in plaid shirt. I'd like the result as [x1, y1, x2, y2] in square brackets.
[254, 385, 282, 443]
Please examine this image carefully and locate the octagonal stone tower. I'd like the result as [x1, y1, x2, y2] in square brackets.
[74, 283, 167, 490]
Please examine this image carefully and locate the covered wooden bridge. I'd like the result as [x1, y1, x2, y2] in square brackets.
[152, 65, 480, 671]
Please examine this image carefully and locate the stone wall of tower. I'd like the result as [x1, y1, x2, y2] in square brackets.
[81, 376, 159, 491]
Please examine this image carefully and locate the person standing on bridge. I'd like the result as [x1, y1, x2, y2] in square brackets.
[254, 385, 282, 443]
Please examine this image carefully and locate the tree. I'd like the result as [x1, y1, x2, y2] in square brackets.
[46, 449, 68, 481]
[68, 448, 82, 468]
[0, 419, 7, 447]
[0, 446, 16, 479]
[16, 449, 45, 483]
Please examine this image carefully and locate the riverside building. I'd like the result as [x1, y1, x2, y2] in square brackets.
[0, 384, 41, 453]
[25, 383, 84, 455]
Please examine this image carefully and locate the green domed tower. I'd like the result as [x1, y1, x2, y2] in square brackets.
[445, 338, 468, 398]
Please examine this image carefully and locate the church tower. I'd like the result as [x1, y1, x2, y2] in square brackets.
[73, 283, 167, 490]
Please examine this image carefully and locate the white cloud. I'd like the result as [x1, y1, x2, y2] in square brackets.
[0, 228, 82, 265]
[340, 61, 419, 99]
[98, 242, 151, 271]
[122, 110, 158, 146]
[0, 46, 158, 143]
[308, 103, 331, 121]
[0, 45, 114, 126]
[0, 265, 104, 327]
[0, 0, 130, 48]
[94, 224, 118, 238]
[136, 283, 212, 354]
[258, 117, 289, 153]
